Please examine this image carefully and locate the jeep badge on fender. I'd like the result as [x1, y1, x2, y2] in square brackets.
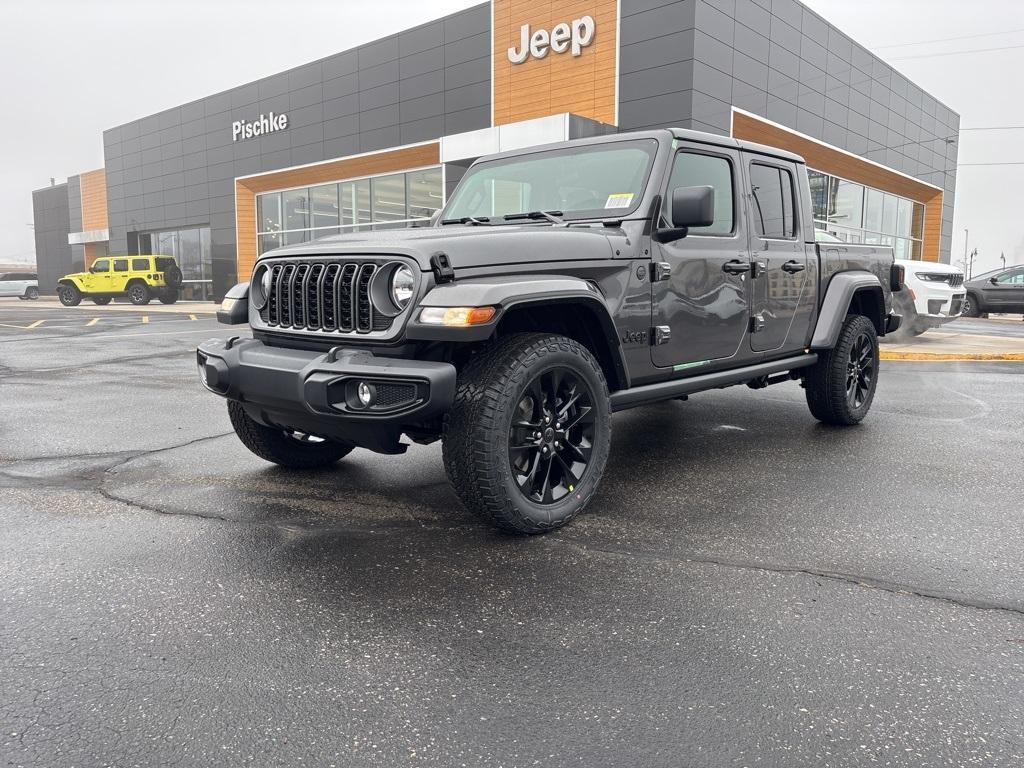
[198, 128, 902, 534]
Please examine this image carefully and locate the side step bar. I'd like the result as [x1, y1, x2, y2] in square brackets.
[610, 353, 818, 412]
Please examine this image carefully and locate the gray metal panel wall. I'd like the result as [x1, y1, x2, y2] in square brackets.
[31, 184, 73, 294]
[102, 2, 491, 296]
[618, 0, 959, 263]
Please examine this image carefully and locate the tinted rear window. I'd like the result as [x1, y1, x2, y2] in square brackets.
[132, 258, 150, 271]
[155, 258, 175, 271]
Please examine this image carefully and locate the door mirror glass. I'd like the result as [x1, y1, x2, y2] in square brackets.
[990, 277, 999, 285]
[670, 185, 716, 229]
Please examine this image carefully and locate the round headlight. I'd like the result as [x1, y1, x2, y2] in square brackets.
[261, 267, 273, 297]
[251, 265, 272, 310]
[390, 266, 415, 308]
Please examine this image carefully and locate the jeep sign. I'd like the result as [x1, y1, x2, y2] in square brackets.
[232, 112, 289, 142]
[507, 15, 596, 64]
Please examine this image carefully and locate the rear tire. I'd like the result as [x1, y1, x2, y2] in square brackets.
[442, 333, 612, 534]
[227, 400, 355, 468]
[127, 283, 151, 306]
[24, 287, 39, 300]
[805, 314, 879, 426]
[962, 293, 982, 318]
[158, 290, 178, 305]
[58, 285, 82, 306]
[92, 296, 111, 305]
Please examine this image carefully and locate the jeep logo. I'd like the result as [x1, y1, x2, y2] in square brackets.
[621, 329, 648, 346]
[232, 112, 289, 142]
[507, 15, 596, 64]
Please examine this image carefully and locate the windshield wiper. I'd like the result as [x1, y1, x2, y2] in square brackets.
[440, 216, 492, 226]
[503, 210, 564, 224]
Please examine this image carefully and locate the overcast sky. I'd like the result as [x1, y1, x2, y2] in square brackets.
[2, 0, 1021, 273]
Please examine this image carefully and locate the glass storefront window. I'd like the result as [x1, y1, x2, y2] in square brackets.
[140, 226, 213, 300]
[814, 169, 926, 259]
[257, 167, 442, 253]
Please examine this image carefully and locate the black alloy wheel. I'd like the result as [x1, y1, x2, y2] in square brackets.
[58, 285, 82, 306]
[846, 332, 876, 409]
[25, 287, 39, 300]
[127, 283, 150, 305]
[508, 367, 596, 505]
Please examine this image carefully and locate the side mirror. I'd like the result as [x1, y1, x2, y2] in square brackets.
[989, 277, 999, 285]
[655, 186, 715, 244]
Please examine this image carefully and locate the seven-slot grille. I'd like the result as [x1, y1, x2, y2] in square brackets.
[260, 259, 394, 334]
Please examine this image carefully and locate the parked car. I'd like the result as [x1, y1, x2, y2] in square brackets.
[57, 256, 182, 306]
[0, 271, 39, 300]
[890, 258, 965, 335]
[962, 265, 1024, 317]
[199, 128, 902, 534]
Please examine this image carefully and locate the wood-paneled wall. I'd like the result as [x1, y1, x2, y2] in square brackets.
[79, 168, 108, 233]
[234, 143, 441, 279]
[732, 111, 943, 262]
[492, 0, 618, 127]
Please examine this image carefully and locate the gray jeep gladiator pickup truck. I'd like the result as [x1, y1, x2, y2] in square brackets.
[199, 128, 902, 533]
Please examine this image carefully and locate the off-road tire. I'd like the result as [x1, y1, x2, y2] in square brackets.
[442, 333, 612, 534]
[158, 290, 179, 305]
[58, 285, 82, 306]
[127, 282, 151, 306]
[805, 314, 879, 426]
[962, 293, 982, 318]
[92, 297, 112, 305]
[24, 287, 39, 300]
[227, 400, 355, 468]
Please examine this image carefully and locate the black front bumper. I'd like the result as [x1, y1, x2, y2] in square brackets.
[197, 337, 456, 451]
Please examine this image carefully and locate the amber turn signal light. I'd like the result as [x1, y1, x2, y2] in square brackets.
[418, 306, 497, 327]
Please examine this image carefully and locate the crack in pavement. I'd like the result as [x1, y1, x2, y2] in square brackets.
[554, 537, 1024, 620]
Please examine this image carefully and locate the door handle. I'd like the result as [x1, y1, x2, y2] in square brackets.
[722, 259, 751, 275]
[782, 260, 806, 274]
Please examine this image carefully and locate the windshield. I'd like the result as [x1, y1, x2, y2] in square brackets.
[442, 139, 659, 222]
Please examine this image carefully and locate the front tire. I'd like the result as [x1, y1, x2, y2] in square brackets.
[962, 293, 982, 318]
[805, 314, 879, 426]
[227, 401, 354, 468]
[443, 333, 612, 534]
[127, 283, 151, 306]
[58, 285, 82, 306]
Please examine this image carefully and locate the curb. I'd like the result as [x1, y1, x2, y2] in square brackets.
[881, 351, 1024, 362]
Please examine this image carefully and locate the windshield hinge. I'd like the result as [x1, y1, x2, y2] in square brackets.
[430, 251, 455, 284]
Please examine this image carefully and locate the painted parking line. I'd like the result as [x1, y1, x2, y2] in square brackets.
[142, 316, 149, 324]
[26, 319, 45, 329]
[87, 317, 100, 327]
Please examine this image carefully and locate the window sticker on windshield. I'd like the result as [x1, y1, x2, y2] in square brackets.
[605, 193, 635, 209]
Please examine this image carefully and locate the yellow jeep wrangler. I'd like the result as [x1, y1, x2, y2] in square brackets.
[57, 255, 183, 306]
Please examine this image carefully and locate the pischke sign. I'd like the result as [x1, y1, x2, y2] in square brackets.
[507, 15, 596, 64]
[232, 112, 289, 142]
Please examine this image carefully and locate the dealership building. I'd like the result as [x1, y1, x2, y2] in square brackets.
[32, 0, 959, 299]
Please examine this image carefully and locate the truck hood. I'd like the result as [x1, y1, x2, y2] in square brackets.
[61, 271, 89, 281]
[256, 224, 625, 272]
[894, 258, 962, 276]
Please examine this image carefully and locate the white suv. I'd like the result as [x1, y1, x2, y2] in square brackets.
[893, 258, 965, 335]
[0, 271, 39, 300]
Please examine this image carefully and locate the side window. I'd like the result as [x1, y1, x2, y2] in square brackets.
[749, 163, 797, 239]
[132, 258, 149, 271]
[664, 152, 735, 235]
[996, 269, 1024, 285]
[92, 259, 110, 272]
[113, 259, 129, 272]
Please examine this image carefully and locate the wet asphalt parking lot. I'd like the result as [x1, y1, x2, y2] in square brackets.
[1, 301, 1022, 767]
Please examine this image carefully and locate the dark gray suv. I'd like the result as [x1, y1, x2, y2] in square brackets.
[962, 266, 1024, 317]
[199, 128, 902, 533]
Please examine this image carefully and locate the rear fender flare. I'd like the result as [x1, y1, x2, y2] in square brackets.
[811, 271, 885, 348]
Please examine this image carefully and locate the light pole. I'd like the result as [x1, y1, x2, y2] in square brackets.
[1001, 253, 1006, 270]
[968, 248, 977, 280]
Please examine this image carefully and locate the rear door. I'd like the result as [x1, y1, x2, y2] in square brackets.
[651, 143, 753, 370]
[744, 157, 810, 353]
[111, 258, 131, 293]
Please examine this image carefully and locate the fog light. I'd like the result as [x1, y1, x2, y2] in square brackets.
[357, 381, 376, 407]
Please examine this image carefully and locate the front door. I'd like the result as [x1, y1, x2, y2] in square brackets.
[981, 267, 1024, 312]
[85, 258, 111, 293]
[745, 158, 810, 353]
[651, 144, 752, 370]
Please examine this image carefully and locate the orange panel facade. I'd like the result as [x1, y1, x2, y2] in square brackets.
[234, 143, 441, 280]
[492, 0, 618, 127]
[79, 168, 108, 233]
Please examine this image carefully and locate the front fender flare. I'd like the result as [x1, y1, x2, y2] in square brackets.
[810, 271, 884, 349]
